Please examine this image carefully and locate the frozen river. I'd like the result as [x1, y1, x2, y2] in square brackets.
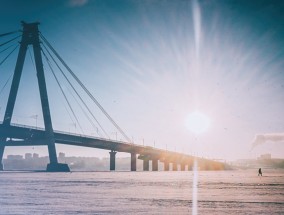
[0, 169, 283, 214]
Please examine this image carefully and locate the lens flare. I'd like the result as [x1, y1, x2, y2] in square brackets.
[185, 111, 210, 134]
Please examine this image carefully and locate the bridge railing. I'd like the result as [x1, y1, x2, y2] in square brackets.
[0, 121, 191, 156]
[0, 121, 148, 148]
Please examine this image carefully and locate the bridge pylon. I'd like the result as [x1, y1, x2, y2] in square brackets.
[0, 22, 70, 172]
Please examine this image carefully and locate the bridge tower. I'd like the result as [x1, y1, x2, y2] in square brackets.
[0, 22, 70, 172]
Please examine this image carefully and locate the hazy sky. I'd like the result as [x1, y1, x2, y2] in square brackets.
[0, 0, 284, 160]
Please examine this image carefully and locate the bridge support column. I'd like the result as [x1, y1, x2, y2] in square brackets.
[0, 146, 4, 171]
[164, 161, 169, 171]
[143, 159, 149, 171]
[152, 159, 158, 171]
[131, 152, 136, 171]
[188, 161, 193, 171]
[181, 163, 185, 171]
[172, 163, 178, 171]
[46, 162, 70, 172]
[109, 150, 116, 171]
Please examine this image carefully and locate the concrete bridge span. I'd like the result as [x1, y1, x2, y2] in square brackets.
[0, 123, 226, 171]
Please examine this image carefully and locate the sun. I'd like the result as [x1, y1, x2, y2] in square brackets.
[185, 111, 210, 134]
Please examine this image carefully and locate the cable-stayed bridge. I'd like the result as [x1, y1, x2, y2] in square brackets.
[0, 22, 225, 172]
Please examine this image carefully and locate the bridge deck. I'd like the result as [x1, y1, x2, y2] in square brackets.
[0, 123, 192, 162]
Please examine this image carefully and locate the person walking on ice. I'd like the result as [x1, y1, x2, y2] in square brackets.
[258, 168, 262, 176]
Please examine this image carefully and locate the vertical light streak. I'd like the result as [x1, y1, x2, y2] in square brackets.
[192, 158, 198, 215]
[192, 0, 202, 57]
[191, 0, 202, 109]
[191, 0, 201, 214]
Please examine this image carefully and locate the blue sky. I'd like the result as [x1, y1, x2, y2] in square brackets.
[0, 0, 284, 160]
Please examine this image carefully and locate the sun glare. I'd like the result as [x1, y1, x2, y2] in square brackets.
[185, 111, 210, 134]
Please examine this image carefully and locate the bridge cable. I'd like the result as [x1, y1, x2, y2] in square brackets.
[0, 45, 19, 66]
[41, 48, 85, 135]
[66, 86, 103, 137]
[0, 74, 13, 98]
[28, 46, 77, 131]
[42, 48, 85, 135]
[40, 33, 131, 142]
[0, 44, 16, 55]
[41, 43, 110, 139]
[0, 30, 19, 38]
[0, 35, 21, 48]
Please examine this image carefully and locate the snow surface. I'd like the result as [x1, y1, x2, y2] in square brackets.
[0, 169, 283, 214]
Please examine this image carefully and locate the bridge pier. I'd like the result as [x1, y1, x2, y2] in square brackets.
[143, 159, 149, 171]
[0, 145, 4, 170]
[46, 162, 70, 172]
[188, 161, 193, 171]
[46, 143, 70, 172]
[172, 163, 178, 171]
[164, 161, 169, 171]
[152, 159, 158, 171]
[131, 152, 136, 171]
[181, 163, 185, 171]
[109, 150, 117, 171]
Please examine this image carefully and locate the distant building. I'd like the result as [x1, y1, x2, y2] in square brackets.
[258, 154, 271, 160]
[33, 153, 39, 159]
[7, 155, 23, 160]
[25, 153, 32, 159]
[59, 152, 65, 159]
